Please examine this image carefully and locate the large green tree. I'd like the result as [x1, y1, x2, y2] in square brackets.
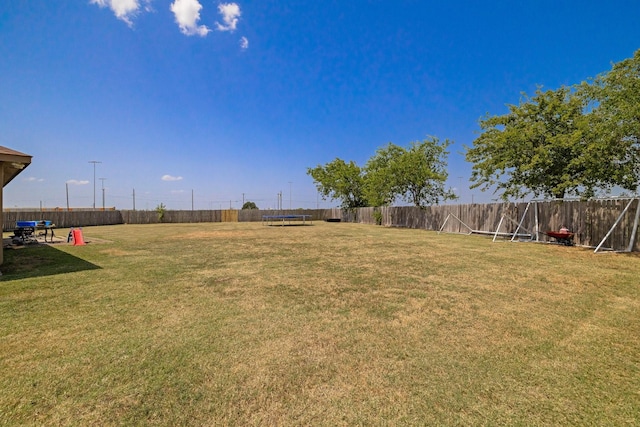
[466, 86, 592, 200]
[467, 50, 640, 200]
[309, 138, 454, 209]
[366, 137, 455, 208]
[307, 159, 368, 209]
[579, 49, 640, 193]
[363, 143, 405, 206]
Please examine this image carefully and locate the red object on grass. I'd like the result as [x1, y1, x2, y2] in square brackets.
[546, 231, 573, 239]
[546, 230, 574, 245]
[72, 228, 86, 246]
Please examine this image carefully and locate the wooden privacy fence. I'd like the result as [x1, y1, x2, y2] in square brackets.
[2, 210, 125, 229]
[238, 209, 342, 222]
[120, 210, 223, 224]
[1, 209, 340, 229]
[349, 199, 640, 252]
[221, 210, 238, 222]
[4, 201, 638, 251]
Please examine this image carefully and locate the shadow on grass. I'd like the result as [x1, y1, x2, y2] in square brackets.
[1, 243, 101, 281]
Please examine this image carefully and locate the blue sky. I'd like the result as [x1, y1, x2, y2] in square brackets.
[2, 1, 639, 210]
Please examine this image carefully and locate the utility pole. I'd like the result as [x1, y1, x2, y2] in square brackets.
[288, 182, 292, 210]
[99, 178, 106, 210]
[66, 182, 70, 211]
[88, 160, 101, 209]
[132, 188, 136, 211]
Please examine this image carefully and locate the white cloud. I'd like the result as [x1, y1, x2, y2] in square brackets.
[162, 174, 183, 181]
[92, 0, 246, 44]
[170, 0, 211, 36]
[66, 179, 90, 185]
[216, 3, 241, 32]
[90, 0, 149, 26]
[24, 177, 44, 182]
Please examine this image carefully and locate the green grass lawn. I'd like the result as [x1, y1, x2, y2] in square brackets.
[1, 222, 639, 425]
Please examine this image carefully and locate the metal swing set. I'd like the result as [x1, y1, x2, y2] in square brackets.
[438, 197, 640, 253]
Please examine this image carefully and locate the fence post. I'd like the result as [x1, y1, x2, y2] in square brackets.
[626, 198, 640, 252]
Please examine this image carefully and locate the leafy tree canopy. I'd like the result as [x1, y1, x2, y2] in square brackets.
[467, 50, 640, 200]
[307, 159, 368, 210]
[363, 143, 405, 206]
[466, 86, 589, 200]
[579, 49, 640, 193]
[242, 201, 258, 210]
[366, 137, 456, 207]
[308, 137, 455, 209]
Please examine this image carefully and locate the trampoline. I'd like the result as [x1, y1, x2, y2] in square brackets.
[262, 215, 312, 226]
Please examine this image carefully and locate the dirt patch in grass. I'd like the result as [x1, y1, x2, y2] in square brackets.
[98, 248, 135, 257]
[180, 230, 257, 240]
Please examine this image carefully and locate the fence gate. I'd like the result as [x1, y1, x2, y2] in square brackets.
[221, 209, 238, 222]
